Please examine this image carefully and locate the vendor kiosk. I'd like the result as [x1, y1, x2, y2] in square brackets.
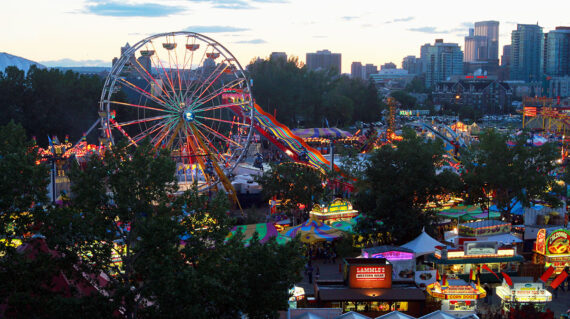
[426, 279, 486, 316]
[495, 278, 552, 312]
[309, 198, 359, 225]
[533, 228, 570, 275]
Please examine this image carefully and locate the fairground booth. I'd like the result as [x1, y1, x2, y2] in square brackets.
[495, 277, 552, 313]
[361, 246, 415, 283]
[533, 228, 570, 275]
[314, 258, 425, 317]
[310, 198, 359, 225]
[428, 220, 524, 283]
[426, 279, 486, 316]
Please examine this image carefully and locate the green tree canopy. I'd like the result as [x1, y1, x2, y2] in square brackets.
[461, 129, 562, 216]
[354, 128, 462, 244]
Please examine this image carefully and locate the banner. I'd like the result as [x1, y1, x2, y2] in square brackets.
[540, 266, 555, 282]
[501, 271, 513, 287]
[482, 264, 500, 281]
[550, 271, 569, 289]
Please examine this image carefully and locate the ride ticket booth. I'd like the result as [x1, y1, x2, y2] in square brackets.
[313, 258, 425, 317]
[426, 279, 486, 317]
[495, 277, 552, 313]
[533, 228, 570, 275]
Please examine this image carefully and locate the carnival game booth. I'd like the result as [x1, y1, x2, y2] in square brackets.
[426, 279, 486, 317]
[361, 246, 416, 283]
[427, 239, 523, 284]
[310, 199, 359, 225]
[533, 228, 570, 275]
[314, 258, 425, 317]
[495, 277, 552, 313]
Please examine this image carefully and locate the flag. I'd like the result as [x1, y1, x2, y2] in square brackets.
[501, 271, 513, 287]
[477, 274, 480, 288]
[550, 271, 569, 290]
[436, 269, 441, 281]
[540, 266, 555, 282]
[441, 274, 448, 287]
[482, 264, 500, 281]
[470, 269, 476, 282]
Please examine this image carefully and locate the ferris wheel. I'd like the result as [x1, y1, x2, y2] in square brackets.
[99, 31, 255, 193]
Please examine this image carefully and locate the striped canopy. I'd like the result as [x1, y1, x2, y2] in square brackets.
[291, 128, 352, 139]
[437, 205, 500, 220]
[226, 223, 290, 246]
[283, 219, 345, 243]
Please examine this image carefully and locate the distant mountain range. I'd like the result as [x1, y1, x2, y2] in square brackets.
[0, 52, 46, 73]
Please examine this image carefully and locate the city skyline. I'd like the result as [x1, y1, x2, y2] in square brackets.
[2, 0, 569, 73]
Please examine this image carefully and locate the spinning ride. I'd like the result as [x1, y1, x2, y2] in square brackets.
[99, 32, 255, 196]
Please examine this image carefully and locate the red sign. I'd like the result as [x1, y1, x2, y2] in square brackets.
[348, 265, 392, 288]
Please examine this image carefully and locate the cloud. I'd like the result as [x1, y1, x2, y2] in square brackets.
[408, 26, 449, 34]
[84, 1, 185, 17]
[341, 16, 359, 21]
[212, 0, 255, 9]
[384, 16, 414, 24]
[460, 22, 473, 28]
[251, 0, 288, 2]
[184, 25, 249, 33]
[40, 58, 111, 67]
[235, 39, 266, 44]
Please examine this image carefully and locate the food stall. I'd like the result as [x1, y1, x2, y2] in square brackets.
[533, 228, 570, 275]
[313, 258, 425, 317]
[495, 277, 552, 312]
[426, 279, 486, 316]
[309, 198, 359, 225]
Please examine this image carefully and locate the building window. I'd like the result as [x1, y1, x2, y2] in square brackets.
[391, 302, 409, 312]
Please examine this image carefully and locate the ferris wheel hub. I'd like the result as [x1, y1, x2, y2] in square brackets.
[183, 110, 195, 122]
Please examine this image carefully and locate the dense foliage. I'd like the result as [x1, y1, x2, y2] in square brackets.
[0, 66, 102, 146]
[247, 57, 382, 128]
[0, 124, 304, 318]
[353, 128, 462, 244]
[461, 129, 562, 216]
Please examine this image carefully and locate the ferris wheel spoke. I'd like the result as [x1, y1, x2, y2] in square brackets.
[130, 120, 169, 146]
[109, 100, 173, 113]
[191, 63, 229, 103]
[191, 123, 225, 162]
[149, 41, 180, 106]
[115, 78, 173, 111]
[113, 115, 170, 127]
[193, 121, 242, 148]
[192, 78, 245, 108]
[193, 101, 248, 114]
[132, 57, 177, 108]
[184, 57, 226, 103]
[194, 115, 249, 127]
[150, 119, 177, 148]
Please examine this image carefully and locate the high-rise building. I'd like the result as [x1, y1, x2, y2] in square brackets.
[381, 62, 396, 70]
[544, 27, 570, 77]
[421, 39, 464, 88]
[402, 56, 422, 74]
[501, 45, 512, 67]
[364, 64, 378, 79]
[510, 24, 544, 82]
[474, 21, 500, 62]
[306, 49, 342, 73]
[351, 62, 364, 79]
[464, 28, 487, 62]
[270, 52, 287, 62]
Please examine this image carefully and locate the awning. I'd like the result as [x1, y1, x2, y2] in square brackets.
[317, 287, 426, 301]
[426, 254, 524, 264]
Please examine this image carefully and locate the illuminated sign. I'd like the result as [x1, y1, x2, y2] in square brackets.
[496, 285, 552, 303]
[465, 241, 498, 256]
[459, 222, 511, 237]
[535, 229, 546, 255]
[348, 264, 392, 289]
[427, 283, 486, 300]
[546, 229, 570, 255]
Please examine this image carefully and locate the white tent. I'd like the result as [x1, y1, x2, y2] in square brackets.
[401, 230, 443, 257]
[375, 311, 416, 319]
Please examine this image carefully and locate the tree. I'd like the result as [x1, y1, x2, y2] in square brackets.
[354, 128, 461, 244]
[256, 162, 327, 222]
[39, 140, 303, 318]
[462, 129, 562, 217]
[390, 90, 417, 108]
